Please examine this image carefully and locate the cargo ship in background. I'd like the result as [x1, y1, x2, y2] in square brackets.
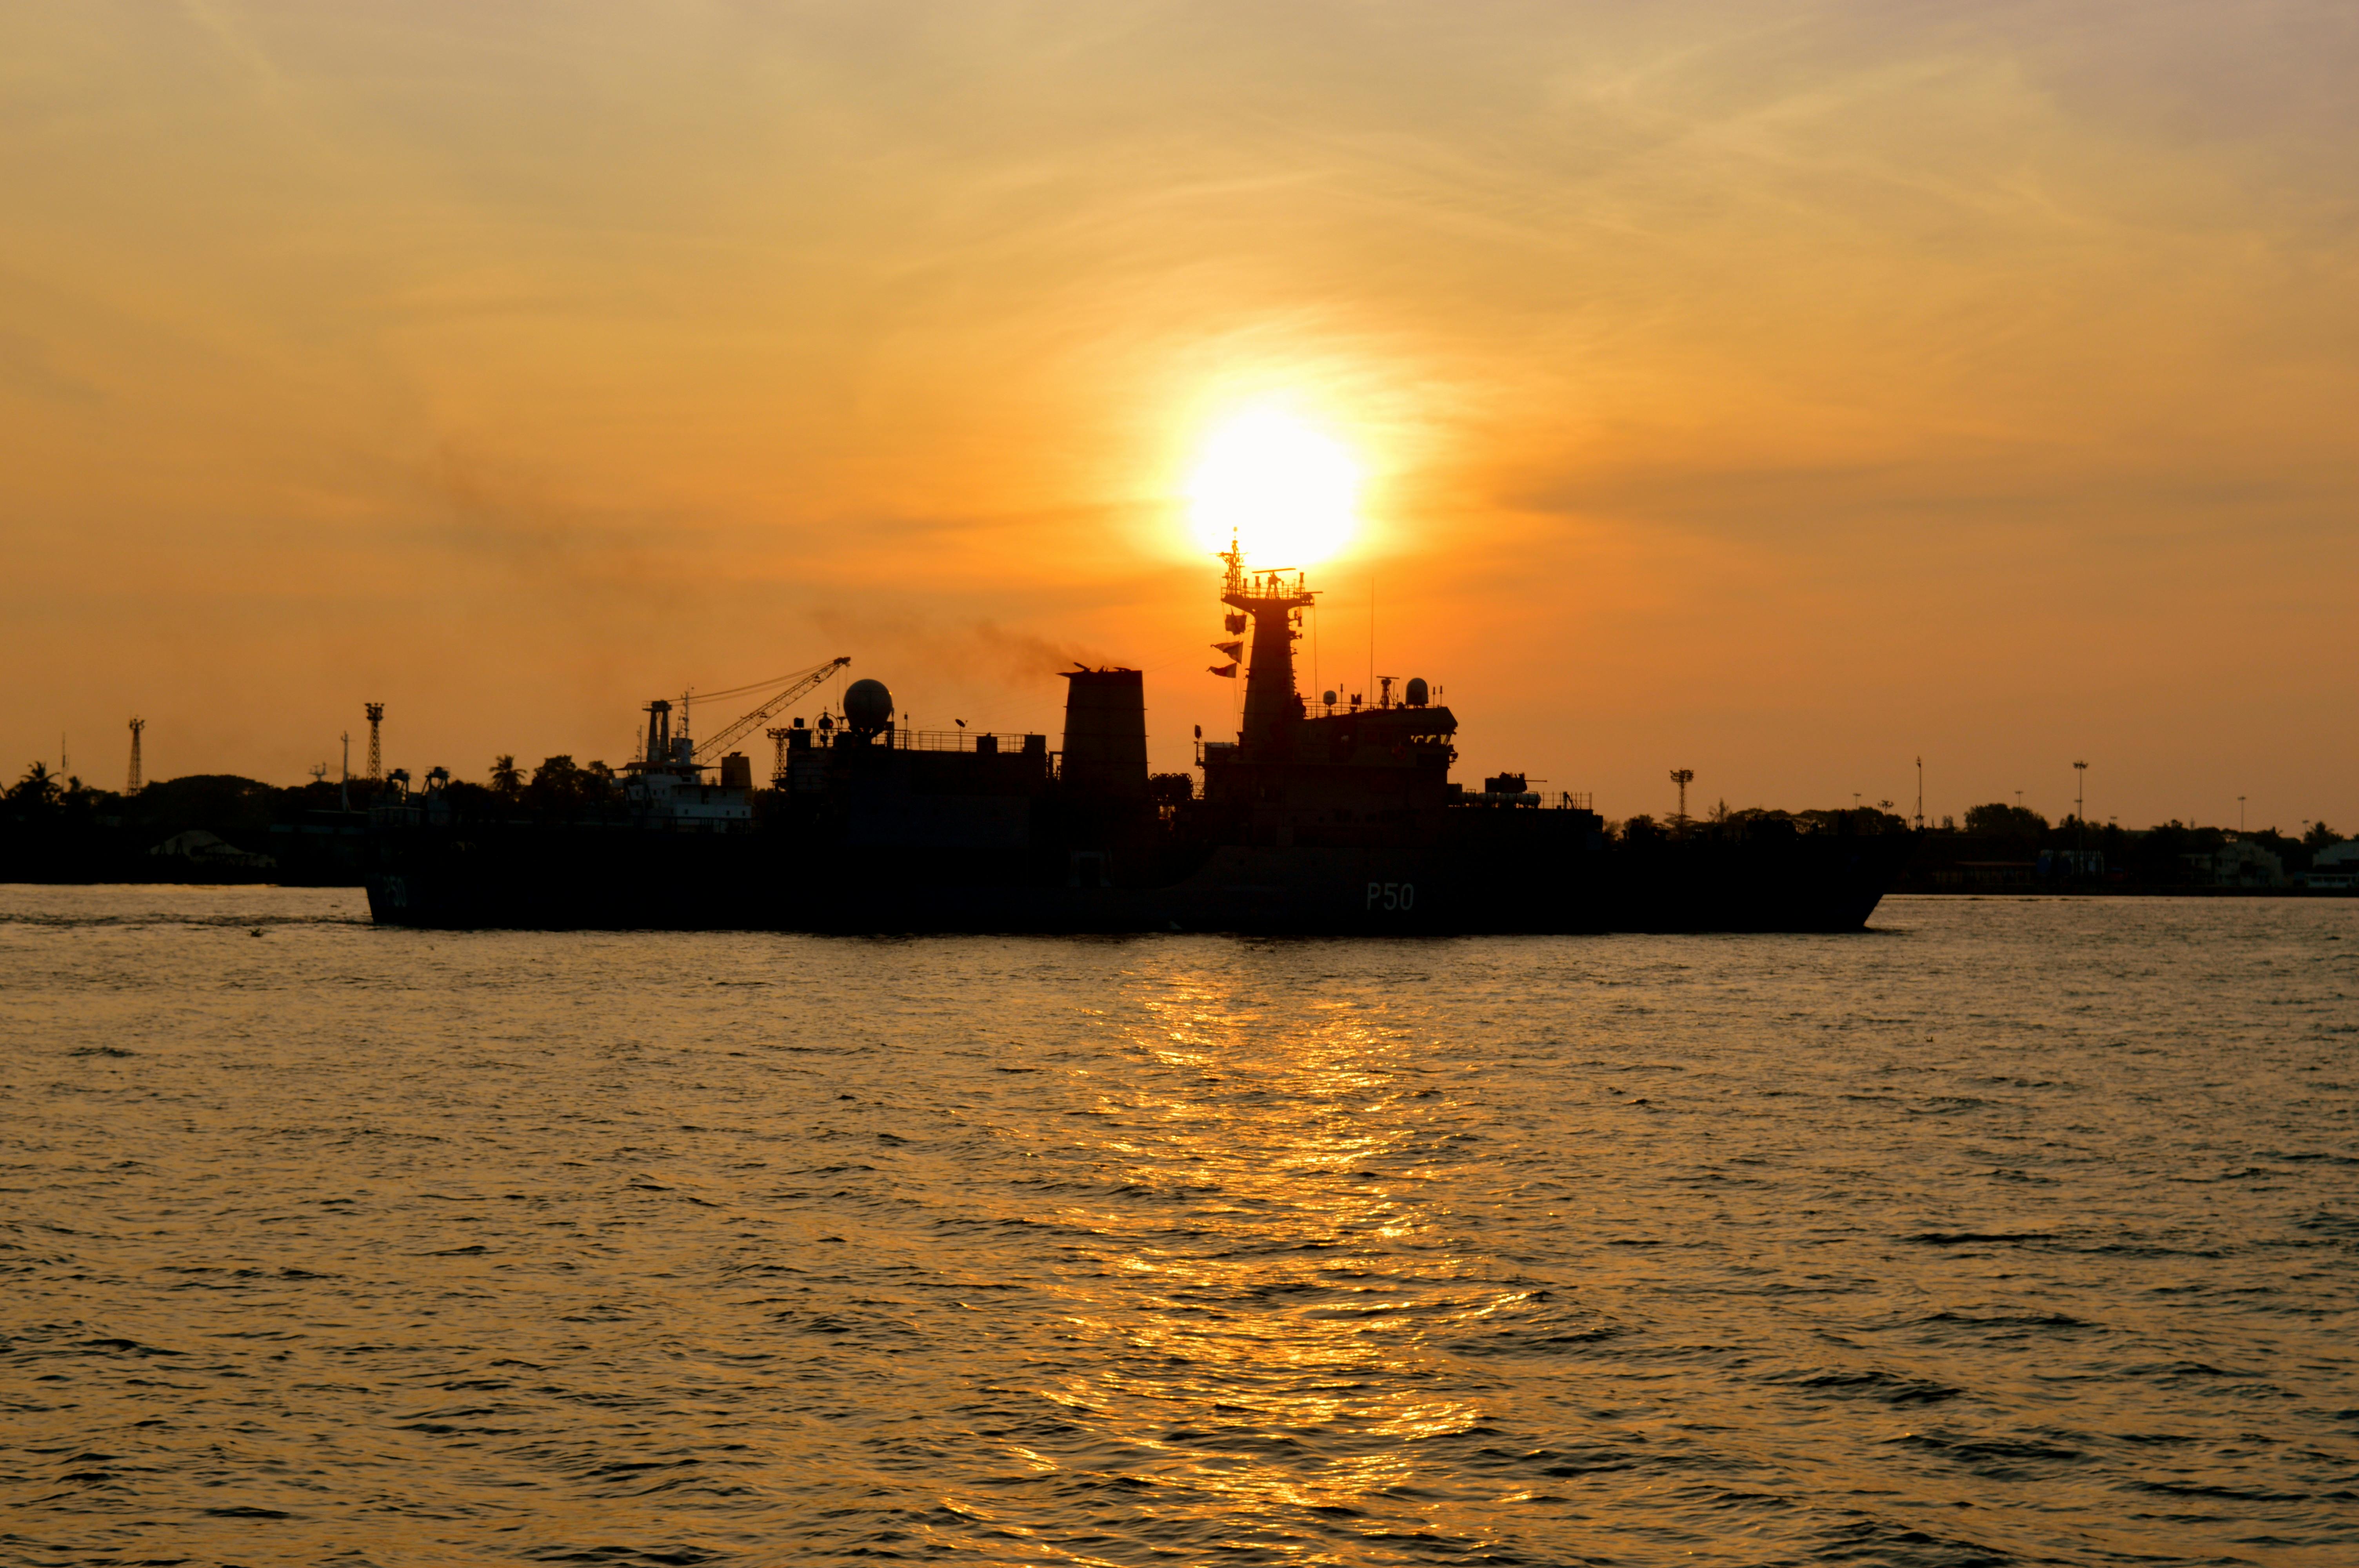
[362, 546, 1913, 932]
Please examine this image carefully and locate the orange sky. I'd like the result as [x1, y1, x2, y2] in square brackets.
[5, 3, 2355, 829]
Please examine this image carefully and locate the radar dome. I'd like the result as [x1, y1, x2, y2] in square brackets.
[1405, 677, 1430, 707]
[843, 678, 894, 734]
[1322, 690, 1338, 706]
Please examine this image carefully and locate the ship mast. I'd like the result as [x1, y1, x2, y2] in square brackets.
[1219, 537, 1315, 756]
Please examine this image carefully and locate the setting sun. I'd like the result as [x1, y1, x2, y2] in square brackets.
[1185, 407, 1362, 565]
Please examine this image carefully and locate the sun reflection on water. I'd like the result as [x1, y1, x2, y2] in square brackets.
[1011, 965, 1506, 1544]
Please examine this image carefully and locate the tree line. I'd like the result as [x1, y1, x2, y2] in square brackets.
[0, 753, 641, 881]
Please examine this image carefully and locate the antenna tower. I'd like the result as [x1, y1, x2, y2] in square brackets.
[364, 702, 385, 782]
[127, 717, 145, 794]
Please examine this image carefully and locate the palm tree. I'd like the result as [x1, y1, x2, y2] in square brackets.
[6, 760, 62, 811]
[490, 754, 523, 796]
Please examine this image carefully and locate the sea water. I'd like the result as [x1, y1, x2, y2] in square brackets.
[2, 887, 2354, 1566]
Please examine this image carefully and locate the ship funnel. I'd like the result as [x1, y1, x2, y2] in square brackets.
[1059, 667, 1147, 798]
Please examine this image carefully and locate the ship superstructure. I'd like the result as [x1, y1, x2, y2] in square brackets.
[1201, 541, 1464, 845]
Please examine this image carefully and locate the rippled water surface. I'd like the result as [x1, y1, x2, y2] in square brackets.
[3, 887, 2356, 1567]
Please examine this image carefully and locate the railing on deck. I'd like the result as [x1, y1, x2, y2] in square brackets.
[793, 727, 1050, 755]
[884, 727, 1047, 754]
[1461, 788, 1594, 810]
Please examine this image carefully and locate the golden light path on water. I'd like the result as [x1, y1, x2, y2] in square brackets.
[1037, 974, 1491, 1534]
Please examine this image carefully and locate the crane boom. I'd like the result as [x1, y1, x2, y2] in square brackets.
[694, 657, 851, 764]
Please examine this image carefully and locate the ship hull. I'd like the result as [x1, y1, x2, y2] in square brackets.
[362, 828, 1911, 935]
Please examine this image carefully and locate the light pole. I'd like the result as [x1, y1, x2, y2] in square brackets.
[2238, 795, 2246, 835]
[1670, 768, 1694, 833]
[1915, 756, 1924, 831]
[2073, 760, 2087, 873]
